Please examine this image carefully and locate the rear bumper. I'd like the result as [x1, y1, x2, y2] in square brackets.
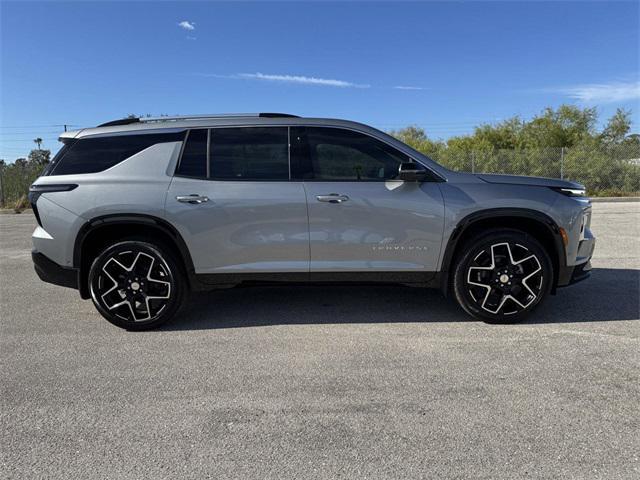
[32, 250, 78, 290]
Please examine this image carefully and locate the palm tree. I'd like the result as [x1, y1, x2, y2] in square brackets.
[33, 138, 43, 150]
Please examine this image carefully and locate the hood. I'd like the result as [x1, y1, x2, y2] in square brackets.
[476, 173, 584, 189]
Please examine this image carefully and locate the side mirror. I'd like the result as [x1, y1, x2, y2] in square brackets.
[398, 162, 428, 182]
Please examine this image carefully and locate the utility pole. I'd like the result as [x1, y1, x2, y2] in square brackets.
[0, 167, 4, 207]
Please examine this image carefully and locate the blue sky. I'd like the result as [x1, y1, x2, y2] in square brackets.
[1, 1, 639, 160]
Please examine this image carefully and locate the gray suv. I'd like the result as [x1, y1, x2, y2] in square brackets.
[30, 113, 595, 330]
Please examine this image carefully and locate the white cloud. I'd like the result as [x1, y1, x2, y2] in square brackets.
[192, 72, 426, 90]
[237, 72, 370, 88]
[556, 80, 640, 103]
[186, 36, 197, 41]
[178, 20, 195, 31]
[393, 85, 425, 91]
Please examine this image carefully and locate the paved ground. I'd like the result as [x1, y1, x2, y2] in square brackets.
[1, 202, 639, 479]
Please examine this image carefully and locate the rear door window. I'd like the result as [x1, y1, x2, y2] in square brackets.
[209, 127, 289, 180]
[176, 129, 208, 178]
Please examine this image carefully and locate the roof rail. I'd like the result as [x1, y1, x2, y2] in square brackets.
[97, 113, 299, 127]
[138, 113, 300, 123]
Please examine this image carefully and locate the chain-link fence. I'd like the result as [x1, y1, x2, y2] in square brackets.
[428, 143, 640, 196]
[0, 162, 44, 208]
[0, 144, 638, 208]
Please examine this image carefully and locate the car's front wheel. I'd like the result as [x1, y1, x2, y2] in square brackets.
[452, 229, 553, 323]
[88, 239, 186, 330]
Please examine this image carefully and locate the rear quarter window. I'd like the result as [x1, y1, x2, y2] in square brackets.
[48, 131, 185, 175]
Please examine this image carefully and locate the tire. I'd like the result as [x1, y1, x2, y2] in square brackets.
[88, 239, 187, 330]
[452, 229, 553, 323]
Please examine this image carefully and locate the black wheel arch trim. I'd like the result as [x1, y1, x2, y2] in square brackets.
[73, 213, 197, 299]
[438, 207, 566, 295]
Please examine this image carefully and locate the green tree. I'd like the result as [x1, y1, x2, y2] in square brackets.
[28, 149, 51, 166]
[389, 125, 444, 156]
[601, 108, 632, 144]
[33, 137, 43, 150]
[473, 117, 523, 149]
[519, 105, 597, 148]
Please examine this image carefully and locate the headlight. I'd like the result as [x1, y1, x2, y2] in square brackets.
[552, 187, 586, 197]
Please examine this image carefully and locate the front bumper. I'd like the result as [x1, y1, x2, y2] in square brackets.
[557, 260, 593, 287]
[32, 250, 78, 290]
[557, 230, 596, 287]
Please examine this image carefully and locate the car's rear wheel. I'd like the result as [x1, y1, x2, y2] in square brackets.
[88, 240, 186, 330]
[452, 229, 553, 323]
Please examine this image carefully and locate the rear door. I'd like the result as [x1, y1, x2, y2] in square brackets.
[165, 127, 309, 276]
[291, 126, 444, 274]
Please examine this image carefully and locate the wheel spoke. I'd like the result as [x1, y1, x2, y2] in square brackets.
[100, 257, 129, 310]
[521, 261, 542, 298]
[132, 297, 152, 322]
[131, 253, 154, 278]
[145, 256, 171, 295]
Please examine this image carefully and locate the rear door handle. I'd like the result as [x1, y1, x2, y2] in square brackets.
[316, 194, 349, 204]
[176, 194, 209, 204]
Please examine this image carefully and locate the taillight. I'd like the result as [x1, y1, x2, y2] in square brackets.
[28, 184, 78, 227]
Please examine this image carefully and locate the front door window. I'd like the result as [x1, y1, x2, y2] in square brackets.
[290, 127, 410, 181]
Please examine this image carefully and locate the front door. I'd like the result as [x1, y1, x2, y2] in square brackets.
[291, 126, 444, 274]
[165, 127, 309, 275]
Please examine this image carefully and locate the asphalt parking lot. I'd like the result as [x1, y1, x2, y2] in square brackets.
[1, 202, 639, 479]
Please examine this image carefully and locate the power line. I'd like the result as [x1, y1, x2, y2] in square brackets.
[0, 130, 66, 135]
[0, 135, 62, 140]
[0, 124, 79, 129]
[1, 133, 62, 137]
[0, 139, 61, 143]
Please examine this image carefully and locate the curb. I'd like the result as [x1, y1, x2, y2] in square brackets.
[0, 208, 33, 214]
[590, 197, 640, 203]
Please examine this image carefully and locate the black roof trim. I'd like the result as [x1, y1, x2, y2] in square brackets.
[258, 113, 300, 118]
[98, 118, 141, 127]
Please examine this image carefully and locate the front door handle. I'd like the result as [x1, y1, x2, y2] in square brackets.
[176, 194, 209, 204]
[316, 194, 349, 204]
